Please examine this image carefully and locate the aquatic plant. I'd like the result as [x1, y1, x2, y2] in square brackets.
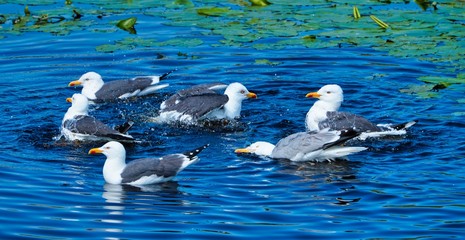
[116, 17, 137, 34]
[0, 0, 463, 95]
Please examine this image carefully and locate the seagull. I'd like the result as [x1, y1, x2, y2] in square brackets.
[68, 70, 174, 102]
[156, 82, 257, 124]
[305, 84, 417, 139]
[235, 129, 366, 162]
[61, 93, 134, 142]
[88, 141, 209, 185]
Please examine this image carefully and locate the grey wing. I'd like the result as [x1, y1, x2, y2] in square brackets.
[272, 131, 340, 159]
[121, 155, 184, 183]
[321, 111, 381, 132]
[65, 115, 133, 140]
[162, 83, 227, 110]
[95, 78, 152, 100]
[162, 93, 229, 120]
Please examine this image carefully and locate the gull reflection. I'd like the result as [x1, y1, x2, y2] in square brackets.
[276, 158, 363, 206]
[235, 153, 362, 205]
[100, 181, 182, 234]
[102, 181, 181, 204]
[276, 158, 359, 181]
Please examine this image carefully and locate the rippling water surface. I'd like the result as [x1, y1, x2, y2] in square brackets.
[1, 2, 465, 239]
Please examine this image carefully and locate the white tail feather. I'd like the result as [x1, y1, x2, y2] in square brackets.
[320, 146, 367, 160]
[138, 83, 169, 96]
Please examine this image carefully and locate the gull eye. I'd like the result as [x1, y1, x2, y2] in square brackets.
[240, 90, 245, 94]
[326, 91, 331, 94]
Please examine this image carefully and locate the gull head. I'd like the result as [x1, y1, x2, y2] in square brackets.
[306, 84, 344, 105]
[235, 141, 275, 157]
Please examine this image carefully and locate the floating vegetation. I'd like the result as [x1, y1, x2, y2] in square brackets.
[418, 75, 465, 85]
[250, 0, 272, 7]
[0, 1, 464, 96]
[370, 15, 390, 29]
[33, 14, 66, 25]
[24, 6, 31, 16]
[116, 17, 137, 34]
[399, 84, 440, 99]
[254, 59, 281, 66]
[197, 7, 231, 17]
[353, 6, 361, 19]
[95, 37, 203, 53]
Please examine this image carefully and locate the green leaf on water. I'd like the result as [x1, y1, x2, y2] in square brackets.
[418, 76, 465, 85]
[157, 38, 203, 47]
[95, 43, 135, 53]
[370, 15, 389, 29]
[399, 84, 440, 99]
[250, 0, 272, 7]
[24, 5, 31, 16]
[197, 7, 230, 17]
[254, 59, 281, 65]
[212, 24, 255, 43]
[116, 17, 137, 33]
[173, 0, 194, 7]
[353, 6, 361, 19]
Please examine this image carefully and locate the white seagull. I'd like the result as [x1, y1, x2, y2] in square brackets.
[305, 84, 417, 139]
[88, 141, 209, 185]
[235, 129, 366, 162]
[61, 93, 134, 142]
[156, 82, 257, 124]
[68, 70, 174, 102]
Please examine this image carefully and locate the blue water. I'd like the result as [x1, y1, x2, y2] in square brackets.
[1, 2, 465, 239]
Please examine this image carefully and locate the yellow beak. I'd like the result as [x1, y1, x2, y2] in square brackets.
[234, 148, 251, 154]
[305, 92, 321, 98]
[66, 97, 72, 103]
[68, 80, 82, 87]
[88, 148, 103, 155]
[247, 92, 257, 99]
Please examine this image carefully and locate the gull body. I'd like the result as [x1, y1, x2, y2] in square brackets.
[89, 141, 209, 185]
[69, 71, 173, 102]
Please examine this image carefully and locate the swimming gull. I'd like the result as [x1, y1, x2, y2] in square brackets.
[235, 129, 366, 162]
[305, 84, 417, 139]
[61, 93, 134, 142]
[156, 82, 257, 124]
[68, 70, 174, 102]
[88, 141, 209, 185]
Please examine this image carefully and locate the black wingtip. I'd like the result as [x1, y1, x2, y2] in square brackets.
[339, 128, 360, 139]
[106, 133, 135, 141]
[184, 144, 210, 160]
[160, 69, 177, 80]
[115, 120, 134, 134]
[322, 129, 360, 150]
[392, 120, 418, 130]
